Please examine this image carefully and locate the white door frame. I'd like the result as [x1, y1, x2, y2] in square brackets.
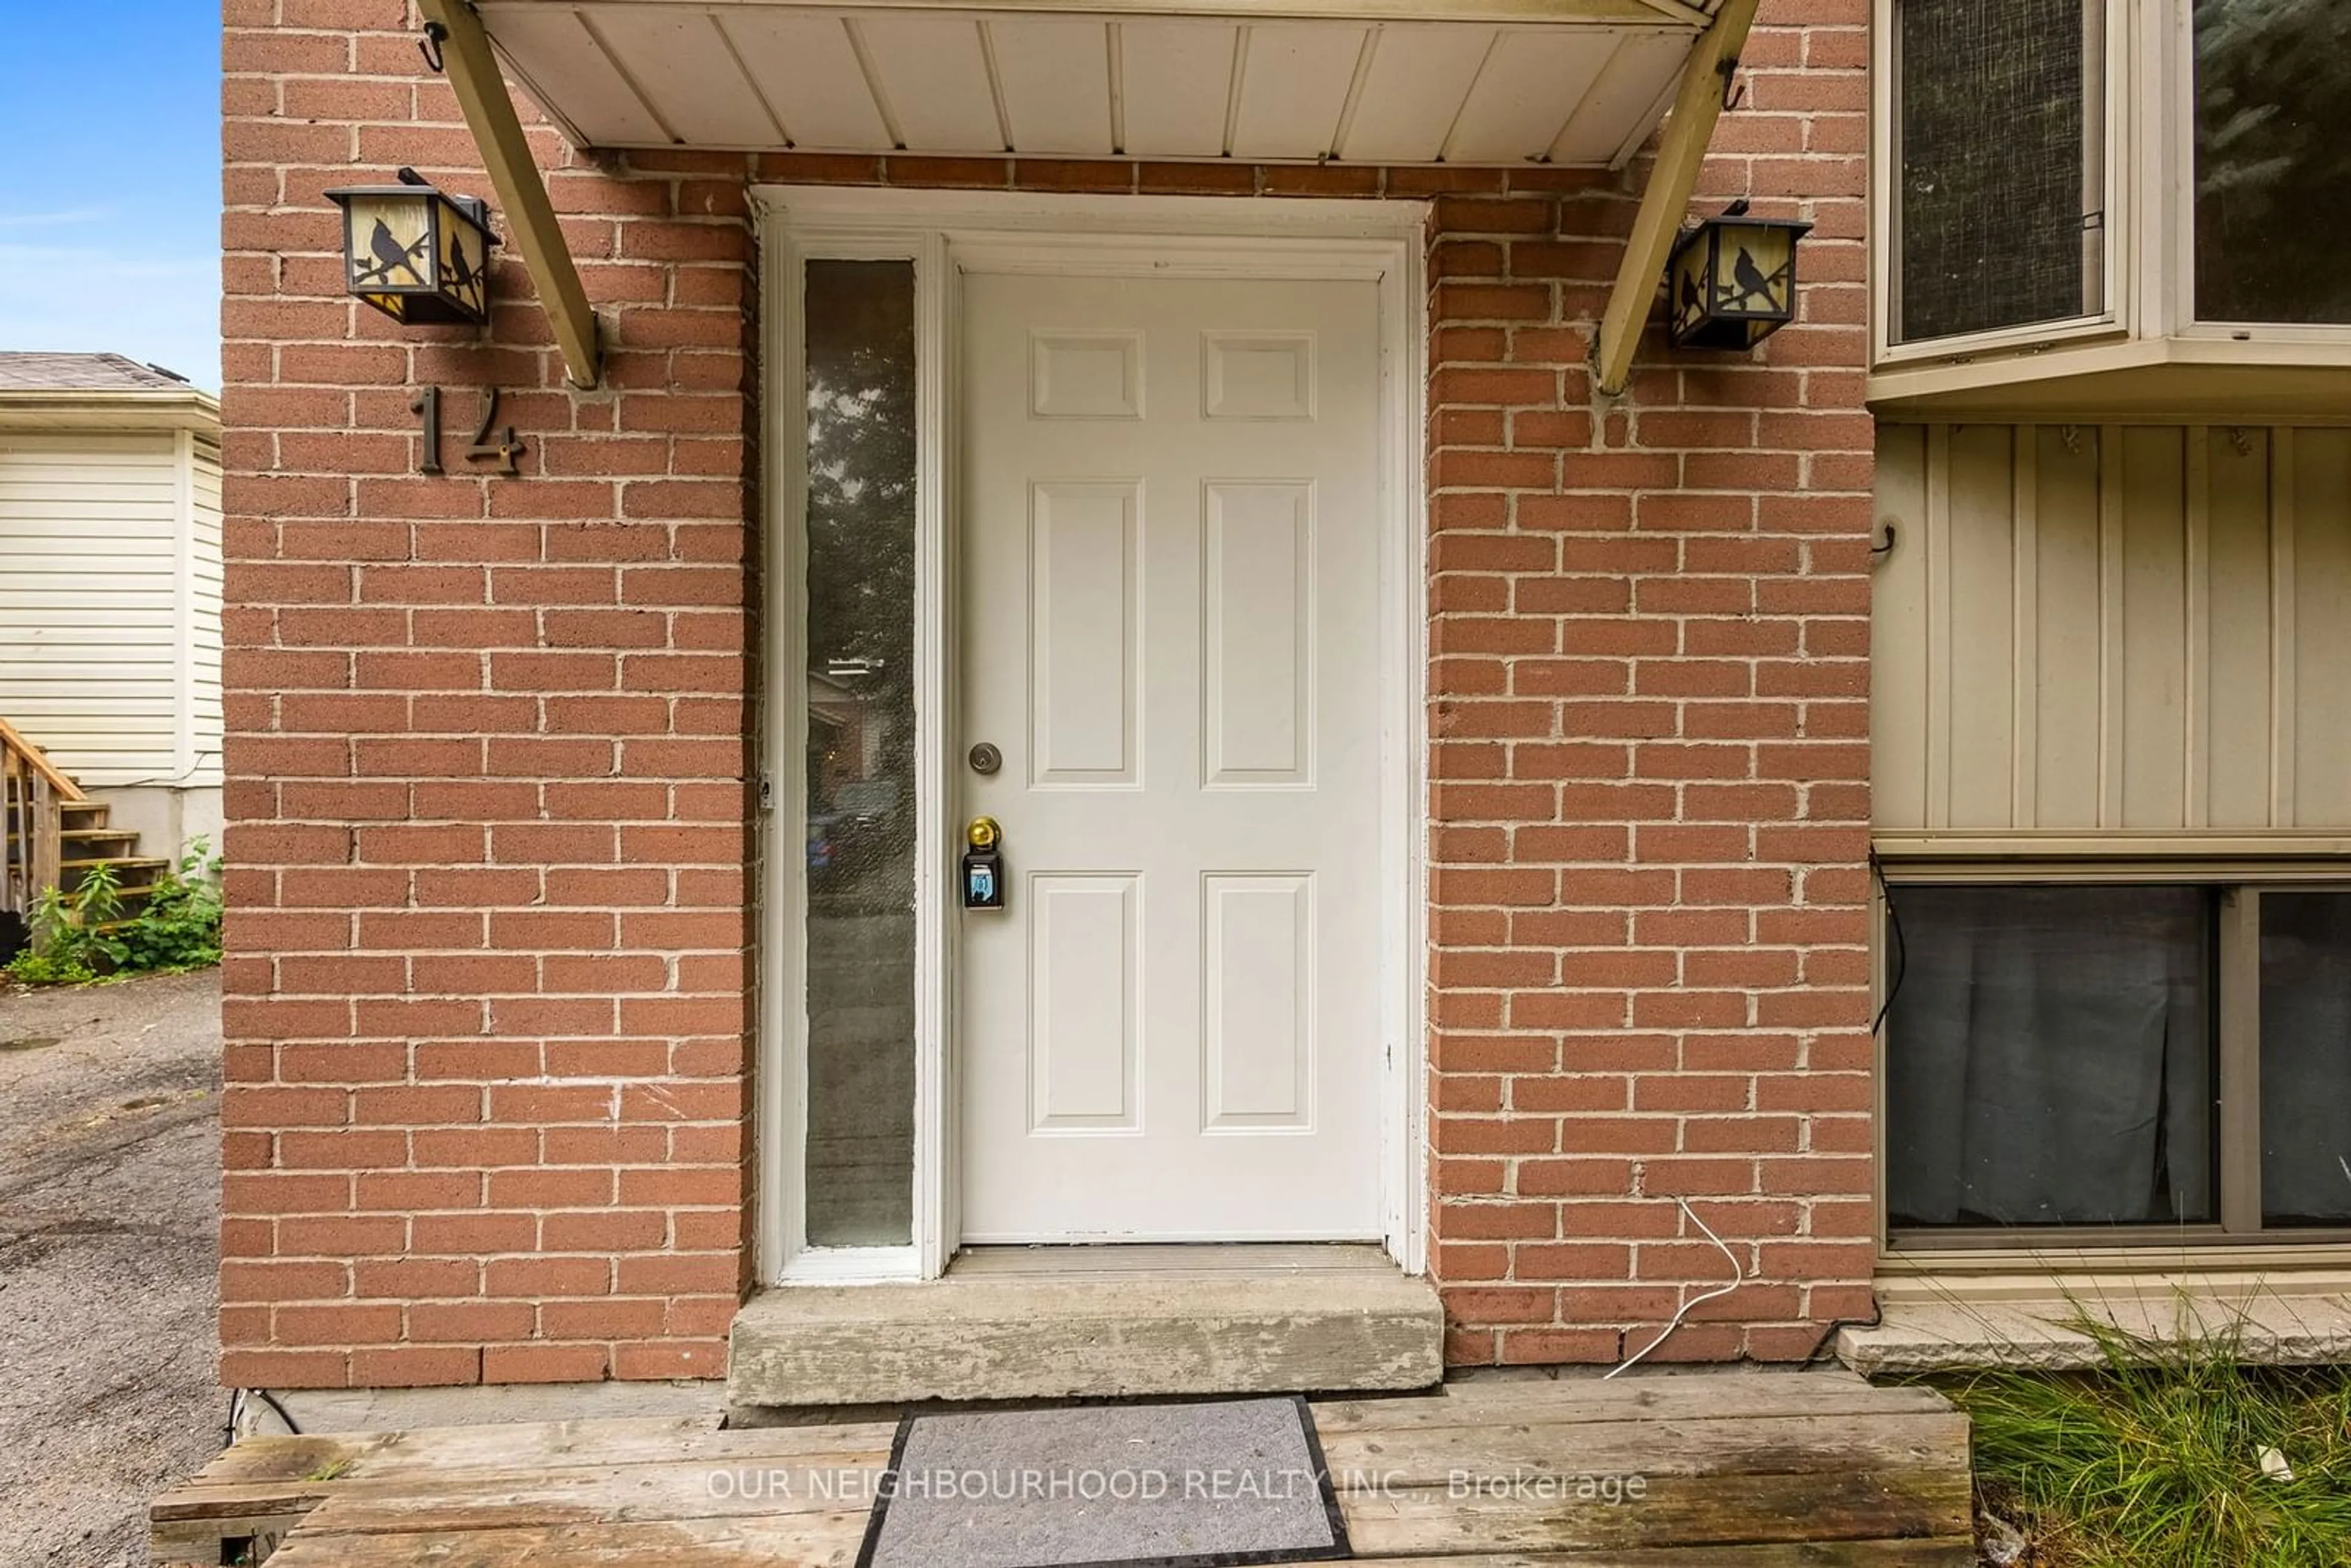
[754, 186, 1430, 1286]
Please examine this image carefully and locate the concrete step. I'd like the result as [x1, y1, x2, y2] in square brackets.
[1839, 1280, 2351, 1373]
[729, 1244, 1443, 1411]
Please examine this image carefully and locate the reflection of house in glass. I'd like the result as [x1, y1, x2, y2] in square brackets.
[804, 659, 906, 893]
[807, 661, 883, 806]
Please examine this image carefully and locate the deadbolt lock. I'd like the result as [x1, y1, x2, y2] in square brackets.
[969, 741, 1002, 776]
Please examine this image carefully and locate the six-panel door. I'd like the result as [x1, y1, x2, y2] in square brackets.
[958, 270, 1385, 1242]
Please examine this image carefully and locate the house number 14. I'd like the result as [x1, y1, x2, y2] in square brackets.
[411, 386, 525, 478]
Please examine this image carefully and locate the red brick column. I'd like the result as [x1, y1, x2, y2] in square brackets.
[220, 1, 756, 1387]
[1422, 0, 1878, 1365]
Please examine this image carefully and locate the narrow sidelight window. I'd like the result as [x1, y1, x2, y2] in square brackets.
[1891, 0, 2107, 344]
[800, 260, 918, 1248]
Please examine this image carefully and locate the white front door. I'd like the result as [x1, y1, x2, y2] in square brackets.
[958, 269, 1385, 1243]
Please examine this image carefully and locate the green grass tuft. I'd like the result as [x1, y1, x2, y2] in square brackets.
[1939, 1304, 2351, 1567]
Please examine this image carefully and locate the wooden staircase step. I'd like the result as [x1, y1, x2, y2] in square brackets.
[60, 857, 170, 899]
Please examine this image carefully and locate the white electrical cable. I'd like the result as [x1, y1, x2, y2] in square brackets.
[1602, 1195, 1749, 1380]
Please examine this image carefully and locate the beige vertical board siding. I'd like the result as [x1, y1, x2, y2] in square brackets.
[1871, 424, 1930, 829]
[1945, 426, 2015, 828]
[2031, 426, 2102, 831]
[189, 438, 225, 786]
[2292, 431, 2351, 825]
[2118, 428, 2188, 829]
[1873, 424, 2351, 836]
[2182, 428, 2210, 829]
[2008, 430, 2038, 827]
[1923, 425, 1952, 828]
[2270, 430, 2298, 827]
[2203, 430, 2272, 830]
[0, 433, 183, 785]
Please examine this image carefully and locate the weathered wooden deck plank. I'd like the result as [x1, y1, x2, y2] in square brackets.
[164, 1414, 891, 1493]
[1339, 1465, 1973, 1556]
[261, 1529, 1975, 1568]
[152, 1370, 1975, 1566]
[149, 1424, 891, 1565]
[239, 1455, 890, 1538]
[1321, 1410, 1970, 1485]
[1313, 1373, 1952, 1434]
[261, 1512, 871, 1567]
[1349, 1545, 1976, 1566]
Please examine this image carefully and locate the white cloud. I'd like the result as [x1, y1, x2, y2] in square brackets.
[0, 207, 113, 230]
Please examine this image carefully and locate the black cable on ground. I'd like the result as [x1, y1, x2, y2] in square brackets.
[226, 1387, 302, 1441]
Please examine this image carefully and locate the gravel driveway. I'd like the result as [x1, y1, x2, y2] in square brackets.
[0, 971, 222, 1567]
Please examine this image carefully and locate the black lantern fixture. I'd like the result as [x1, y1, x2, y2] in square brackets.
[325, 168, 495, 326]
[1665, 204, 1812, 351]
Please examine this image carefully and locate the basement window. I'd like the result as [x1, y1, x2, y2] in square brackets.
[1882, 878, 2351, 1248]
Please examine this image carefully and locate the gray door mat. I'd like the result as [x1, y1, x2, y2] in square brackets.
[855, 1395, 1351, 1568]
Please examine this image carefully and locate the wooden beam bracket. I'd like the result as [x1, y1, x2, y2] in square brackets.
[1592, 0, 1760, 397]
[417, 0, 602, 389]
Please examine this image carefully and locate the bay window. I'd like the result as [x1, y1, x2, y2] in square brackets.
[1873, 0, 2351, 411]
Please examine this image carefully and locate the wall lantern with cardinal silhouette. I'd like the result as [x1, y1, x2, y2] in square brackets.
[326, 170, 495, 328]
[1663, 204, 1812, 352]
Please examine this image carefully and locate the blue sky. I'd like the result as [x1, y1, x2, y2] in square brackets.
[0, 4, 221, 388]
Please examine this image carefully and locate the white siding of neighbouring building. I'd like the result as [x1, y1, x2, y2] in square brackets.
[0, 431, 223, 789]
[189, 435, 225, 786]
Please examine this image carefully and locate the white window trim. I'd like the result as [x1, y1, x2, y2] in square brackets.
[1871, 0, 2129, 369]
[753, 187, 1431, 1287]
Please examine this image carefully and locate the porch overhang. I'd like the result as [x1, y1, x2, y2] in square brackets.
[476, 0, 1723, 168]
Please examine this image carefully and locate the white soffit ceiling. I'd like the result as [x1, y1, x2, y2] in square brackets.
[476, 1, 1709, 167]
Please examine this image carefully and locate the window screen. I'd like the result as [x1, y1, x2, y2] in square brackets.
[1894, 0, 2104, 344]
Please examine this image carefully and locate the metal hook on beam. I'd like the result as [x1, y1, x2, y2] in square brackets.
[420, 20, 449, 74]
[1717, 56, 1745, 111]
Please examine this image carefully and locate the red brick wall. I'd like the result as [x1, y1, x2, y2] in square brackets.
[221, 0, 759, 1388]
[1423, 4, 1878, 1366]
[221, 0, 1869, 1387]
